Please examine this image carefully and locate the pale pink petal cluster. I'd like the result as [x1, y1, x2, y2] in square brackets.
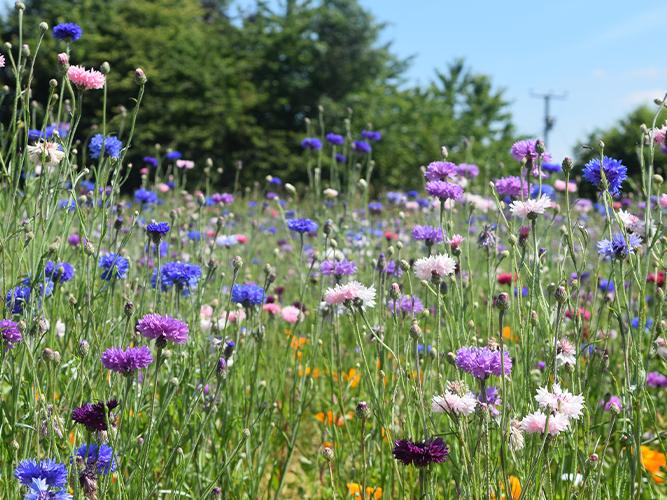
[67, 65, 106, 90]
[556, 338, 576, 368]
[617, 209, 652, 236]
[535, 384, 584, 420]
[520, 411, 570, 435]
[176, 159, 195, 170]
[324, 281, 376, 310]
[554, 179, 577, 192]
[431, 392, 477, 417]
[509, 194, 552, 218]
[27, 141, 66, 166]
[413, 254, 456, 280]
[0, 54, 5, 68]
[262, 303, 281, 315]
[653, 124, 666, 145]
[281, 305, 302, 324]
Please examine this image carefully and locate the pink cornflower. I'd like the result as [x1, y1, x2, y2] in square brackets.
[200, 304, 214, 319]
[67, 65, 105, 90]
[281, 305, 301, 324]
[0, 54, 5, 68]
[57, 52, 69, 66]
[324, 281, 376, 310]
[176, 159, 195, 170]
[262, 303, 281, 316]
[449, 234, 464, 250]
[653, 125, 666, 145]
[556, 338, 576, 367]
[554, 179, 577, 192]
[535, 384, 584, 420]
[521, 411, 570, 435]
[413, 254, 456, 281]
[431, 392, 477, 417]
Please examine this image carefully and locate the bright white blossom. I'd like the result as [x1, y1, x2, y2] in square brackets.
[431, 392, 477, 417]
[509, 194, 552, 218]
[27, 141, 66, 168]
[535, 384, 584, 420]
[520, 410, 570, 435]
[414, 254, 456, 280]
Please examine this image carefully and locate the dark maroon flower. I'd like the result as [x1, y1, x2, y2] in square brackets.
[392, 437, 448, 467]
[72, 400, 119, 431]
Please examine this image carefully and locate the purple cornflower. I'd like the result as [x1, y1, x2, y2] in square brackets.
[582, 156, 627, 196]
[368, 201, 383, 214]
[325, 132, 344, 145]
[361, 129, 382, 141]
[602, 395, 622, 412]
[320, 259, 357, 277]
[101, 346, 153, 374]
[412, 225, 444, 247]
[425, 181, 463, 201]
[392, 437, 448, 467]
[510, 139, 551, 163]
[143, 156, 158, 168]
[647, 371, 667, 388]
[494, 176, 528, 198]
[597, 233, 642, 260]
[72, 400, 119, 432]
[287, 218, 318, 234]
[388, 295, 424, 315]
[137, 314, 189, 345]
[301, 137, 322, 150]
[455, 163, 480, 178]
[0, 319, 22, 349]
[353, 140, 372, 154]
[15, 458, 68, 488]
[455, 346, 512, 380]
[424, 161, 456, 181]
[477, 386, 502, 417]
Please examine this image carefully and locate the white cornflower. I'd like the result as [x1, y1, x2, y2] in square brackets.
[535, 384, 584, 420]
[431, 391, 478, 417]
[413, 254, 456, 281]
[509, 194, 552, 219]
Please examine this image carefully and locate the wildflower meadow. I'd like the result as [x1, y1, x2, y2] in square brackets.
[1, 3, 667, 499]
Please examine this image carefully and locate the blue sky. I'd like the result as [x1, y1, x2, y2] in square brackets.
[360, 0, 667, 161]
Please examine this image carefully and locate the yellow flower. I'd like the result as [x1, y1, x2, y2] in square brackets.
[342, 368, 361, 389]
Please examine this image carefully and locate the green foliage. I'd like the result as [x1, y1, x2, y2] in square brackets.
[2, 0, 517, 188]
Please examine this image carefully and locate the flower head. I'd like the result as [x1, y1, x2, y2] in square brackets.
[520, 410, 570, 435]
[320, 259, 357, 277]
[89, 134, 123, 160]
[146, 222, 170, 239]
[535, 384, 584, 420]
[582, 156, 627, 196]
[509, 194, 552, 219]
[44, 261, 75, 283]
[301, 137, 322, 150]
[75, 444, 116, 475]
[494, 176, 528, 198]
[67, 65, 105, 90]
[353, 140, 372, 154]
[324, 281, 376, 310]
[425, 180, 463, 201]
[597, 232, 642, 260]
[361, 130, 382, 141]
[413, 254, 456, 281]
[72, 400, 119, 432]
[151, 261, 202, 296]
[27, 141, 66, 167]
[510, 139, 551, 163]
[137, 314, 189, 344]
[647, 371, 667, 388]
[412, 225, 444, 246]
[455, 346, 512, 380]
[98, 253, 129, 281]
[15, 458, 68, 488]
[392, 437, 448, 467]
[432, 391, 477, 416]
[325, 132, 344, 145]
[1, 319, 22, 349]
[134, 188, 159, 205]
[52, 23, 83, 42]
[6, 286, 31, 314]
[231, 284, 265, 307]
[287, 218, 318, 234]
[101, 346, 153, 374]
[424, 161, 456, 181]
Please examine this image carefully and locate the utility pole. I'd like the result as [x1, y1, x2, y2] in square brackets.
[531, 91, 567, 148]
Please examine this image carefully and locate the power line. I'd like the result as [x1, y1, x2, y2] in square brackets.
[530, 91, 567, 149]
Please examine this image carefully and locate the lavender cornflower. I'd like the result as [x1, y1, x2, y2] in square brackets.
[494, 176, 528, 198]
[412, 225, 444, 247]
[0, 319, 22, 349]
[455, 346, 512, 380]
[301, 137, 322, 150]
[335, 153, 347, 163]
[388, 295, 424, 315]
[597, 233, 642, 260]
[325, 132, 345, 145]
[137, 314, 189, 345]
[143, 156, 158, 168]
[582, 156, 627, 196]
[44, 261, 75, 283]
[52, 23, 83, 42]
[72, 400, 119, 432]
[477, 225, 497, 250]
[426, 181, 463, 201]
[392, 437, 448, 467]
[151, 261, 202, 295]
[510, 139, 551, 163]
[424, 161, 456, 181]
[602, 395, 622, 412]
[231, 284, 265, 307]
[647, 371, 667, 388]
[320, 259, 357, 277]
[477, 386, 502, 417]
[455, 163, 480, 178]
[15, 458, 68, 488]
[98, 253, 129, 281]
[101, 346, 153, 374]
[75, 444, 117, 475]
[287, 218, 318, 234]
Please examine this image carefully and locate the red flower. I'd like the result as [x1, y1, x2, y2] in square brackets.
[384, 231, 398, 241]
[648, 271, 665, 287]
[565, 307, 591, 321]
[497, 273, 515, 285]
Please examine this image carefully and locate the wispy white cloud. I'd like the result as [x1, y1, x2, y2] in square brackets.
[583, 5, 667, 49]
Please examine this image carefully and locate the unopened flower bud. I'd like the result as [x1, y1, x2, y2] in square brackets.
[134, 67, 147, 85]
[493, 292, 510, 311]
[409, 320, 422, 339]
[355, 401, 371, 419]
[555, 285, 568, 304]
[100, 61, 111, 74]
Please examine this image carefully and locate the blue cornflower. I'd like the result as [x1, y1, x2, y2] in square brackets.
[187, 230, 201, 241]
[24, 477, 73, 499]
[335, 153, 347, 163]
[353, 140, 372, 154]
[152, 261, 202, 296]
[287, 218, 318, 234]
[530, 184, 556, 199]
[75, 444, 116, 475]
[6, 286, 31, 314]
[15, 458, 68, 488]
[582, 156, 627, 196]
[269, 176, 282, 185]
[27, 129, 45, 142]
[231, 284, 265, 307]
[79, 180, 95, 194]
[134, 188, 159, 205]
[361, 130, 382, 141]
[45, 123, 69, 139]
[325, 132, 345, 145]
[598, 279, 614, 293]
[165, 151, 182, 160]
[541, 162, 562, 173]
[143, 156, 158, 168]
[631, 317, 653, 330]
[58, 199, 76, 212]
[44, 261, 75, 283]
[597, 232, 642, 260]
[301, 137, 322, 150]
[98, 253, 129, 281]
[52, 23, 83, 42]
[146, 221, 170, 240]
[89, 134, 123, 160]
[368, 201, 383, 214]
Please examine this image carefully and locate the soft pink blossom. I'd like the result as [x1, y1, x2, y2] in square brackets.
[432, 392, 477, 416]
[262, 303, 281, 316]
[535, 384, 584, 420]
[521, 411, 570, 435]
[157, 183, 170, 193]
[324, 281, 376, 310]
[176, 159, 195, 170]
[554, 179, 577, 192]
[509, 194, 552, 218]
[281, 305, 301, 324]
[200, 305, 213, 319]
[67, 65, 105, 90]
[57, 52, 69, 66]
[413, 254, 456, 280]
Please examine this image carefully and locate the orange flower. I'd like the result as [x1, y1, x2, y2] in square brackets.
[503, 326, 519, 342]
[346, 482, 383, 499]
[491, 476, 521, 500]
[315, 410, 353, 427]
[641, 446, 666, 483]
[298, 366, 321, 378]
[290, 335, 308, 350]
[68, 431, 76, 446]
[342, 368, 361, 389]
